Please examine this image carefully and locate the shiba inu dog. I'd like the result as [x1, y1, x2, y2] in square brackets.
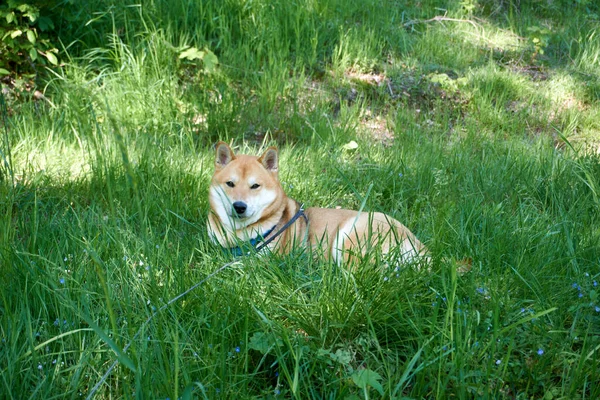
[207, 142, 429, 265]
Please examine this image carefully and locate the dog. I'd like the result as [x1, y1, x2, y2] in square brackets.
[207, 141, 429, 265]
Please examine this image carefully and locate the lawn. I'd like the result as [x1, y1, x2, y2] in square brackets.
[1, 0, 600, 398]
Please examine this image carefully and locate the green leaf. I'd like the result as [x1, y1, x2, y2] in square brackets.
[498, 307, 557, 336]
[182, 384, 194, 400]
[248, 331, 281, 354]
[202, 48, 218, 73]
[249, 332, 270, 354]
[81, 313, 137, 373]
[37, 16, 54, 32]
[26, 29, 35, 44]
[29, 47, 37, 61]
[351, 369, 384, 396]
[25, 10, 39, 23]
[329, 349, 353, 365]
[342, 140, 359, 150]
[45, 51, 58, 65]
[182, 382, 209, 400]
[0, 68, 10, 76]
[10, 29, 22, 39]
[179, 47, 205, 61]
[6, 12, 15, 24]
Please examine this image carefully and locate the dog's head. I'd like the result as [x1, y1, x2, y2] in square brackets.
[209, 142, 283, 230]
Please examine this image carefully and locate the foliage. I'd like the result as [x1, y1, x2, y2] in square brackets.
[0, 0, 59, 77]
[178, 46, 219, 74]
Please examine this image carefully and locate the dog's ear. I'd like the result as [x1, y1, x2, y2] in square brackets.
[215, 141, 235, 170]
[258, 147, 278, 172]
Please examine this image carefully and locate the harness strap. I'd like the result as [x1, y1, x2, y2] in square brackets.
[255, 204, 308, 252]
[227, 204, 307, 256]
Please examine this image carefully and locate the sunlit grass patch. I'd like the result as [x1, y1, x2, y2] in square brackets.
[332, 27, 385, 74]
[573, 29, 600, 75]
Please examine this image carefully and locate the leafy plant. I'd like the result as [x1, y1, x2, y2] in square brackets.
[0, 0, 59, 77]
[527, 25, 552, 58]
[178, 46, 219, 74]
[351, 368, 384, 398]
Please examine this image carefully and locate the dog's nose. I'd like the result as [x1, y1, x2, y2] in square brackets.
[233, 201, 247, 215]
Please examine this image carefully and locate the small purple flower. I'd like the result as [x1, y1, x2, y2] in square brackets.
[495, 359, 501, 365]
[537, 348, 544, 356]
[476, 287, 485, 294]
[59, 277, 65, 285]
[38, 363, 43, 370]
[520, 308, 526, 313]
[578, 292, 584, 298]
[594, 281, 598, 287]
[595, 306, 600, 313]
[235, 346, 240, 353]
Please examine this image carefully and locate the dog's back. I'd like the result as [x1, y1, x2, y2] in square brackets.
[304, 207, 427, 264]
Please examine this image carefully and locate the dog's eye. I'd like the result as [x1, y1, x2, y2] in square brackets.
[250, 183, 260, 190]
[225, 181, 235, 188]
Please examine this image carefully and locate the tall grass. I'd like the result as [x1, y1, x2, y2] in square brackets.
[1, 0, 600, 398]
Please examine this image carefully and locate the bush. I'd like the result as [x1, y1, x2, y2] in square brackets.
[0, 0, 59, 78]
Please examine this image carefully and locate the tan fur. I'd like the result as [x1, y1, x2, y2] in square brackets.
[208, 142, 428, 264]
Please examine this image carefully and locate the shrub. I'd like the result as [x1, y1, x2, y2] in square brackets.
[0, 0, 59, 77]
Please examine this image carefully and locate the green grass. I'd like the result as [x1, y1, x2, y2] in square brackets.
[1, 0, 600, 398]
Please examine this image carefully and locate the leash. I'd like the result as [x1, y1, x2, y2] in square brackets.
[255, 204, 308, 252]
[228, 204, 308, 256]
[86, 204, 308, 399]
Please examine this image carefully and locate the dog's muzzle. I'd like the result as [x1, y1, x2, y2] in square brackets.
[232, 201, 247, 216]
